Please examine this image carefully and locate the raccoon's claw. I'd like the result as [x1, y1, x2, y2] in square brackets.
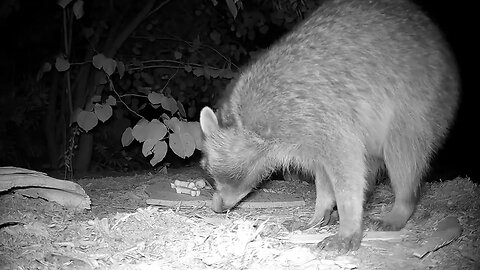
[325, 210, 339, 226]
[300, 211, 338, 231]
[300, 210, 333, 230]
[317, 232, 362, 253]
[300, 219, 322, 230]
[371, 218, 404, 231]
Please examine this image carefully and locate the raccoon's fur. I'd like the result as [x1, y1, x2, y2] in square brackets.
[200, 0, 459, 251]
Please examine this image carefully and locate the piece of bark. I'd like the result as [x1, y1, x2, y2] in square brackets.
[412, 216, 462, 258]
[0, 166, 90, 211]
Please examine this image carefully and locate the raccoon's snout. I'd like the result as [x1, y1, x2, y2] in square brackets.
[211, 190, 247, 213]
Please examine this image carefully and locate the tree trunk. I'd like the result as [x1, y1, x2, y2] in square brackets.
[72, 66, 94, 174]
[71, 0, 163, 174]
[74, 133, 93, 173]
[44, 71, 65, 170]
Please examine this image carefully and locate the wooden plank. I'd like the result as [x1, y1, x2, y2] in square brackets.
[145, 181, 305, 209]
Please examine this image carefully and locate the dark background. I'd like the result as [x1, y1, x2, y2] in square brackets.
[0, 0, 476, 182]
[414, 0, 477, 182]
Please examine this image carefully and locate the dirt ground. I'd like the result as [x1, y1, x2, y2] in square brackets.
[1, 165, 479, 270]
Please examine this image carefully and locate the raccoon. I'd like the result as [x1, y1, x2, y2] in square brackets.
[200, 0, 459, 252]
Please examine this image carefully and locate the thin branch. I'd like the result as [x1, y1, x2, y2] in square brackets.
[107, 76, 143, 119]
[132, 35, 240, 70]
[127, 62, 228, 72]
[62, 8, 73, 118]
[147, 0, 173, 17]
[141, 59, 184, 65]
[127, 65, 184, 71]
[160, 68, 179, 92]
[70, 61, 92, 66]
[107, 0, 157, 56]
[119, 94, 148, 98]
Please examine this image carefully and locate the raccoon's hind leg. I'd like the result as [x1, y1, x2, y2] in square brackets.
[380, 118, 430, 230]
[364, 157, 385, 202]
[302, 167, 336, 229]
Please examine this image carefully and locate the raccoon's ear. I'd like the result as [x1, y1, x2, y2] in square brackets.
[200, 106, 219, 135]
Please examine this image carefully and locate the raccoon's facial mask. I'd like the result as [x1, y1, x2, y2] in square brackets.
[205, 165, 252, 212]
[211, 181, 251, 213]
[200, 106, 252, 212]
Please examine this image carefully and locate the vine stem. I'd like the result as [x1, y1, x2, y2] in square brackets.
[106, 75, 143, 119]
[132, 35, 240, 71]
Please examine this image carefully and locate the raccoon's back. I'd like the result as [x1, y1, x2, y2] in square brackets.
[225, 0, 458, 140]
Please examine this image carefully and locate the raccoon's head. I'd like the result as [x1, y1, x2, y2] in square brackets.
[199, 106, 261, 213]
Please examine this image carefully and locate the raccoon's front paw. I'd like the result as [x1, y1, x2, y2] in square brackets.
[317, 232, 362, 253]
